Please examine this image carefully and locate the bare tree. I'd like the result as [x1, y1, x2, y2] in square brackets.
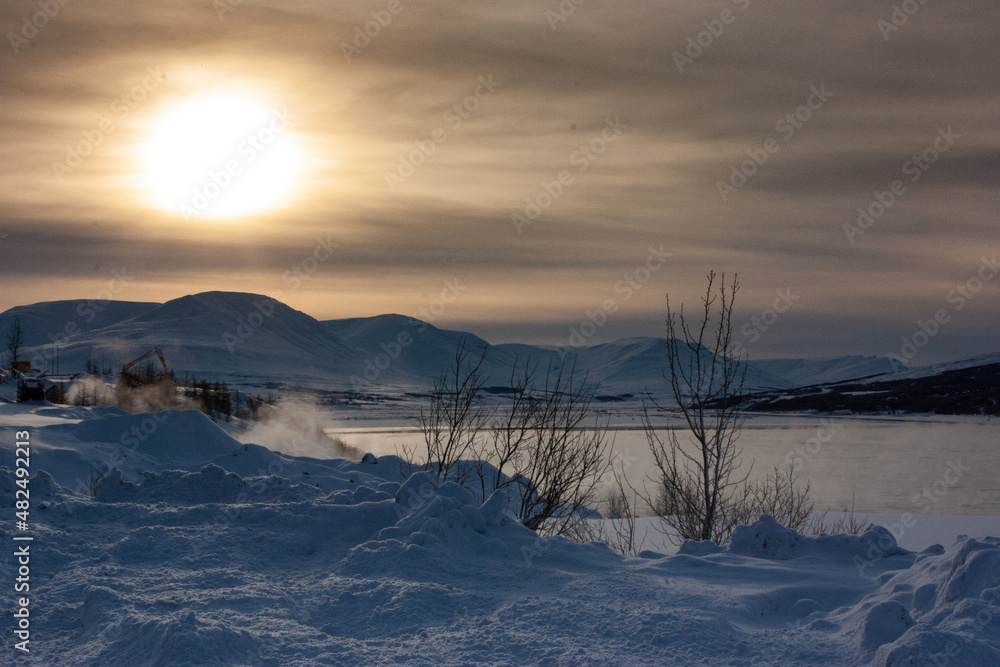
[643, 271, 751, 544]
[7, 317, 23, 372]
[644, 272, 826, 544]
[418, 336, 492, 484]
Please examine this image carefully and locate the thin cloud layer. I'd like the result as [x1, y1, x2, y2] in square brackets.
[0, 0, 996, 363]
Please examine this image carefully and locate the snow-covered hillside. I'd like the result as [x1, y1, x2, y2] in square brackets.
[1, 402, 998, 665]
[858, 351, 1000, 384]
[751, 356, 901, 388]
[0, 299, 160, 351]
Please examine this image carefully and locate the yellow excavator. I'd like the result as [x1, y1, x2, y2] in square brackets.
[117, 348, 177, 410]
[119, 348, 170, 387]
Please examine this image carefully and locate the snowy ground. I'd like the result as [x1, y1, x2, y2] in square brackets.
[2, 402, 999, 665]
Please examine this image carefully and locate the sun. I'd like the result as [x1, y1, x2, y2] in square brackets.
[141, 92, 306, 220]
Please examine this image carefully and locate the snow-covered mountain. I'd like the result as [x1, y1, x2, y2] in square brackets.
[323, 313, 497, 385]
[322, 316, 902, 393]
[8, 292, 383, 387]
[0, 299, 160, 349]
[1, 291, 916, 393]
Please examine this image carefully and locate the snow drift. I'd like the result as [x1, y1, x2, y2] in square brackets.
[1, 403, 998, 665]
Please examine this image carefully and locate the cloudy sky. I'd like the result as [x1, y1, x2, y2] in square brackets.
[0, 0, 996, 363]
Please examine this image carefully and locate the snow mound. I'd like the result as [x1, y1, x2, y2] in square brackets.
[861, 600, 915, 651]
[106, 610, 262, 667]
[728, 514, 909, 562]
[937, 538, 1000, 604]
[0, 466, 65, 502]
[340, 472, 534, 576]
[50, 409, 242, 466]
[729, 514, 801, 558]
[820, 535, 1000, 664]
[34, 405, 129, 420]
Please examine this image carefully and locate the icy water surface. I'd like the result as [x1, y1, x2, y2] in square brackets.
[328, 413, 1000, 515]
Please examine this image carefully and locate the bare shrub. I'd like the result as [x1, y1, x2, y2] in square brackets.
[598, 463, 644, 556]
[808, 495, 868, 536]
[418, 337, 491, 485]
[415, 337, 613, 540]
[7, 318, 23, 372]
[511, 365, 612, 536]
[717, 465, 814, 543]
[644, 272, 750, 544]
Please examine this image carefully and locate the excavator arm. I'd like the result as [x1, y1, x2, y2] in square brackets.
[121, 348, 170, 375]
[116, 347, 177, 410]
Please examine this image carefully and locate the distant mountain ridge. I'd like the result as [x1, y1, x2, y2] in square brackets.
[0, 290, 951, 395]
[749, 356, 901, 388]
[738, 362, 1000, 416]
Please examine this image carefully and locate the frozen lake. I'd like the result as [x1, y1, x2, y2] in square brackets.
[327, 412, 1000, 516]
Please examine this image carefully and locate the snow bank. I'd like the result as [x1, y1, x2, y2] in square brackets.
[871, 537, 1000, 665]
[726, 514, 908, 563]
[1, 404, 997, 665]
[54, 409, 241, 466]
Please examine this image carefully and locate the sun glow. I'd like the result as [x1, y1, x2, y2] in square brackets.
[141, 92, 306, 219]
